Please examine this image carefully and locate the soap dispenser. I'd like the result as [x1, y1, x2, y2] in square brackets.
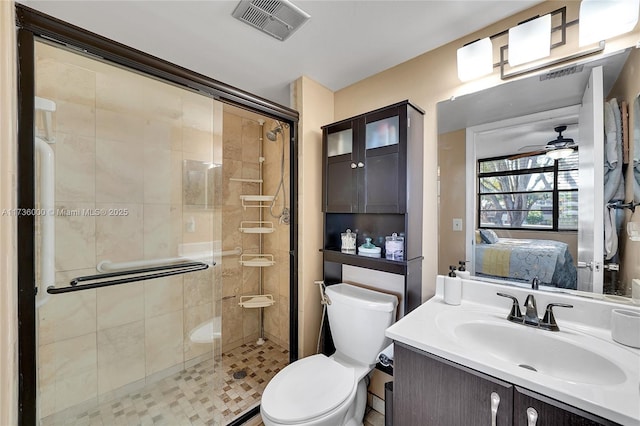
[444, 265, 462, 305]
[455, 261, 471, 279]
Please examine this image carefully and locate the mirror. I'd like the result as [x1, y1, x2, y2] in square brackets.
[437, 47, 640, 303]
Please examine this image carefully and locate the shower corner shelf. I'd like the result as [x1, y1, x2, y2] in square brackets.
[238, 294, 276, 308]
[240, 194, 275, 209]
[239, 220, 275, 234]
[239, 253, 275, 267]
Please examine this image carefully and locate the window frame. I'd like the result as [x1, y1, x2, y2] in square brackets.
[477, 152, 578, 232]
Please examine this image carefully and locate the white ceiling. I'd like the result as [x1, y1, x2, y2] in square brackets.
[19, 0, 542, 106]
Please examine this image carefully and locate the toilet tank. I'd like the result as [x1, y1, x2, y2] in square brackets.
[325, 283, 398, 366]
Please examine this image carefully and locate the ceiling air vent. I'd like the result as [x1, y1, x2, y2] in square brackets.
[232, 0, 310, 41]
[539, 64, 584, 81]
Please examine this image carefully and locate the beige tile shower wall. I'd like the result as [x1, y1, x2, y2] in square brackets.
[221, 111, 263, 351]
[262, 119, 290, 348]
[35, 42, 220, 418]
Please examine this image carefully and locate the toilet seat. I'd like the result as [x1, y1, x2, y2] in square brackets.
[261, 354, 356, 424]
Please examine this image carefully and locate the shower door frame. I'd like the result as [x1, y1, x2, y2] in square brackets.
[15, 4, 299, 425]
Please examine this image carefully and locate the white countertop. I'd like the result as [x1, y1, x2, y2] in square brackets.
[385, 276, 640, 426]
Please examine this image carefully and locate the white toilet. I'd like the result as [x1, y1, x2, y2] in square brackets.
[261, 283, 398, 426]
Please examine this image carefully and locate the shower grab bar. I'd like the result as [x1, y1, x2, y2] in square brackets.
[46, 261, 210, 294]
[97, 247, 242, 272]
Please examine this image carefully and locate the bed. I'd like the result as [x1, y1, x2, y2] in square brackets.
[474, 230, 577, 289]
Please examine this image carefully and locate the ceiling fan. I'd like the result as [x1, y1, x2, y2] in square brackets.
[509, 125, 577, 160]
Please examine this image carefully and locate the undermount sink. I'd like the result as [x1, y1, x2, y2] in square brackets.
[453, 320, 627, 386]
[434, 309, 633, 387]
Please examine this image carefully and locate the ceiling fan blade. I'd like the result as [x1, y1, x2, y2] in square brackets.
[517, 144, 546, 152]
[508, 150, 546, 160]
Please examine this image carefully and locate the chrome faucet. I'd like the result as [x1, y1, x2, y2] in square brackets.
[497, 292, 573, 331]
[523, 294, 539, 326]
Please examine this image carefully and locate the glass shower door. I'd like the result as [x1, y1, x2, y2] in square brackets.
[34, 39, 223, 425]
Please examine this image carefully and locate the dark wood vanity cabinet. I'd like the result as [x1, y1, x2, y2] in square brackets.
[512, 387, 617, 426]
[393, 342, 513, 426]
[322, 100, 424, 214]
[393, 343, 616, 426]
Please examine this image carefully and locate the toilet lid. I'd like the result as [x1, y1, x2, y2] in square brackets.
[261, 354, 355, 423]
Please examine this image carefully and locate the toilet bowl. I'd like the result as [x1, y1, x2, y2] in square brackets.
[261, 283, 397, 426]
[261, 354, 367, 426]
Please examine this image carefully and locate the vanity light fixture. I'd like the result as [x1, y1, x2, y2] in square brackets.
[457, 37, 493, 82]
[454, 6, 618, 82]
[508, 14, 552, 67]
[579, 0, 640, 47]
[545, 148, 574, 160]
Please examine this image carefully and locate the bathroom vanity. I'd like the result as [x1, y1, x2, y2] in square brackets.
[393, 343, 615, 425]
[386, 277, 640, 426]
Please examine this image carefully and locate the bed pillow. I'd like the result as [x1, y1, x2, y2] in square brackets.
[479, 229, 499, 244]
[475, 230, 483, 244]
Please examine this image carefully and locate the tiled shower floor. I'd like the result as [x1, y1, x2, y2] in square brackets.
[43, 342, 289, 426]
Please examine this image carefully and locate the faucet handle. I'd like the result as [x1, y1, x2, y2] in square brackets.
[542, 303, 573, 331]
[497, 292, 522, 321]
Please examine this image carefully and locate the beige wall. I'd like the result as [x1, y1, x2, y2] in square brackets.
[292, 76, 334, 357]
[0, 1, 18, 425]
[438, 129, 467, 274]
[609, 47, 640, 293]
[331, 1, 640, 299]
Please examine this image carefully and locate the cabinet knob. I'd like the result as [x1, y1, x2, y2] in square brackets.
[357, 162, 365, 168]
[350, 163, 357, 169]
[490, 392, 500, 426]
[526, 407, 538, 426]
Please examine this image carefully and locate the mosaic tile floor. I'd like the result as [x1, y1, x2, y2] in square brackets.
[42, 342, 289, 426]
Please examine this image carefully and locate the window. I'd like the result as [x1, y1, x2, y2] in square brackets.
[478, 151, 578, 231]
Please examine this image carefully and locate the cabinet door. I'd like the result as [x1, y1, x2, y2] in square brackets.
[513, 386, 616, 426]
[394, 343, 513, 426]
[324, 122, 358, 212]
[361, 107, 406, 213]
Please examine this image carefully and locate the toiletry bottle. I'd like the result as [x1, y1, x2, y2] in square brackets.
[444, 265, 462, 305]
[455, 260, 471, 279]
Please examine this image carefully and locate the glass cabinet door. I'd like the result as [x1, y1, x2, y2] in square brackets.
[365, 116, 399, 150]
[327, 128, 353, 157]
